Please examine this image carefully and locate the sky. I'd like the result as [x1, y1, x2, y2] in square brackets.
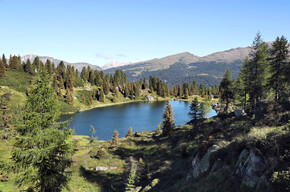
[0, 0, 290, 67]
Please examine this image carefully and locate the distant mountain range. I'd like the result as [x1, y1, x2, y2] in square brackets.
[104, 42, 290, 87]
[20, 42, 289, 87]
[20, 54, 102, 71]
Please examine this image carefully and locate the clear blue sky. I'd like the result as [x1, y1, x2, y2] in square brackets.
[0, 0, 289, 67]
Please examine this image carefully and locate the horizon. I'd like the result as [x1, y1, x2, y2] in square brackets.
[1, 0, 290, 67]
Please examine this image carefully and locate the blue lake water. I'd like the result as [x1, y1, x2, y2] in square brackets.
[60, 101, 217, 140]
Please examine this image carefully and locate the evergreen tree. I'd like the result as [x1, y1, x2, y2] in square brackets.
[88, 70, 95, 85]
[89, 95, 93, 106]
[2, 54, 8, 68]
[32, 56, 40, 72]
[66, 88, 74, 106]
[162, 101, 175, 136]
[24, 59, 33, 74]
[95, 71, 102, 86]
[103, 80, 110, 95]
[0, 60, 6, 77]
[248, 32, 270, 115]
[12, 71, 74, 192]
[268, 36, 289, 101]
[45, 59, 52, 74]
[237, 57, 251, 110]
[125, 167, 136, 192]
[110, 130, 119, 148]
[9, 55, 19, 69]
[99, 87, 105, 102]
[220, 68, 234, 113]
[188, 97, 200, 121]
[126, 127, 133, 137]
[59, 76, 65, 89]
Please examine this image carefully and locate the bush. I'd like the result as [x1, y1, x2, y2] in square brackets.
[89, 148, 108, 159]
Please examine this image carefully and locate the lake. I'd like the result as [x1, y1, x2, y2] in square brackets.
[60, 101, 217, 140]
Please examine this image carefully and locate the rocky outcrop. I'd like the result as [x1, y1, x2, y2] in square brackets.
[189, 146, 269, 190]
[192, 145, 219, 178]
[144, 95, 155, 101]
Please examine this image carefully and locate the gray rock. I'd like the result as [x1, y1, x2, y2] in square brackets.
[145, 95, 154, 101]
[95, 166, 109, 171]
[236, 149, 267, 188]
[234, 110, 247, 117]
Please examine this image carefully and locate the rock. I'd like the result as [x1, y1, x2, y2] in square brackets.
[125, 156, 138, 164]
[95, 166, 109, 171]
[236, 149, 267, 188]
[200, 145, 219, 173]
[145, 95, 154, 101]
[234, 109, 247, 117]
[192, 155, 202, 178]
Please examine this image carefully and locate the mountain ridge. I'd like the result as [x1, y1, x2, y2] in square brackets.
[20, 54, 102, 71]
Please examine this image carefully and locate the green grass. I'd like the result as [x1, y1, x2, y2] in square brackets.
[0, 69, 33, 93]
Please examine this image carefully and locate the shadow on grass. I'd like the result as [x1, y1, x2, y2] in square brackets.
[79, 166, 125, 192]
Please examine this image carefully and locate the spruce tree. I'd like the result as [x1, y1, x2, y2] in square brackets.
[99, 87, 105, 102]
[32, 56, 40, 72]
[12, 71, 74, 192]
[220, 68, 234, 113]
[162, 101, 175, 136]
[125, 167, 136, 192]
[0, 60, 6, 77]
[110, 130, 119, 148]
[188, 97, 200, 121]
[268, 36, 289, 101]
[66, 88, 74, 106]
[248, 32, 269, 115]
[2, 54, 8, 68]
[24, 59, 33, 74]
[9, 55, 19, 70]
[126, 127, 133, 137]
[237, 57, 251, 110]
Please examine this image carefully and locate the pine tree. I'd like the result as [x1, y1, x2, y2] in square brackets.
[162, 101, 175, 136]
[0, 60, 6, 77]
[103, 80, 110, 95]
[126, 127, 133, 137]
[32, 56, 40, 72]
[89, 95, 93, 106]
[110, 130, 119, 148]
[12, 71, 74, 192]
[2, 54, 8, 69]
[220, 68, 234, 113]
[237, 57, 251, 110]
[268, 36, 289, 101]
[125, 167, 136, 192]
[66, 88, 74, 106]
[45, 59, 52, 74]
[24, 59, 33, 74]
[248, 32, 270, 115]
[9, 55, 19, 69]
[188, 97, 200, 121]
[59, 76, 65, 89]
[99, 87, 105, 102]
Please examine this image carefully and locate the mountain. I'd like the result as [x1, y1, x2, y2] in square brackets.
[104, 47, 252, 87]
[21, 54, 102, 71]
[102, 61, 132, 70]
[104, 43, 289, 87]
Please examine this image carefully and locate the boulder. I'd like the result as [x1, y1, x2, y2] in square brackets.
[236, 149, 267, 188]
[234, 110, 247, 117]
[145, 95, 154, 101]
[95, 166, 109, 171]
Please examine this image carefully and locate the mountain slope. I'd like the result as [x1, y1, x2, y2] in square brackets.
[104, 47, 253, 87]
[21, 54, 102, 71]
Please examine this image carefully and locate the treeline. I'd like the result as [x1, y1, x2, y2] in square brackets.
[0, 55, 220, 108]
[219, 33, 290, 115]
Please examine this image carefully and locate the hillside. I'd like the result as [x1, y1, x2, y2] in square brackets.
[104, 43, 289, 87]
[20, 54, 102, 71]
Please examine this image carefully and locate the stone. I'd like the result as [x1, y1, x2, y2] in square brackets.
[145, 95, 154, 101]
[234, 110, 247, 117]
[95, 166, 109, 171]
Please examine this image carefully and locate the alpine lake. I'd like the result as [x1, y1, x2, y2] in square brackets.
[60, 100, 217, 140]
